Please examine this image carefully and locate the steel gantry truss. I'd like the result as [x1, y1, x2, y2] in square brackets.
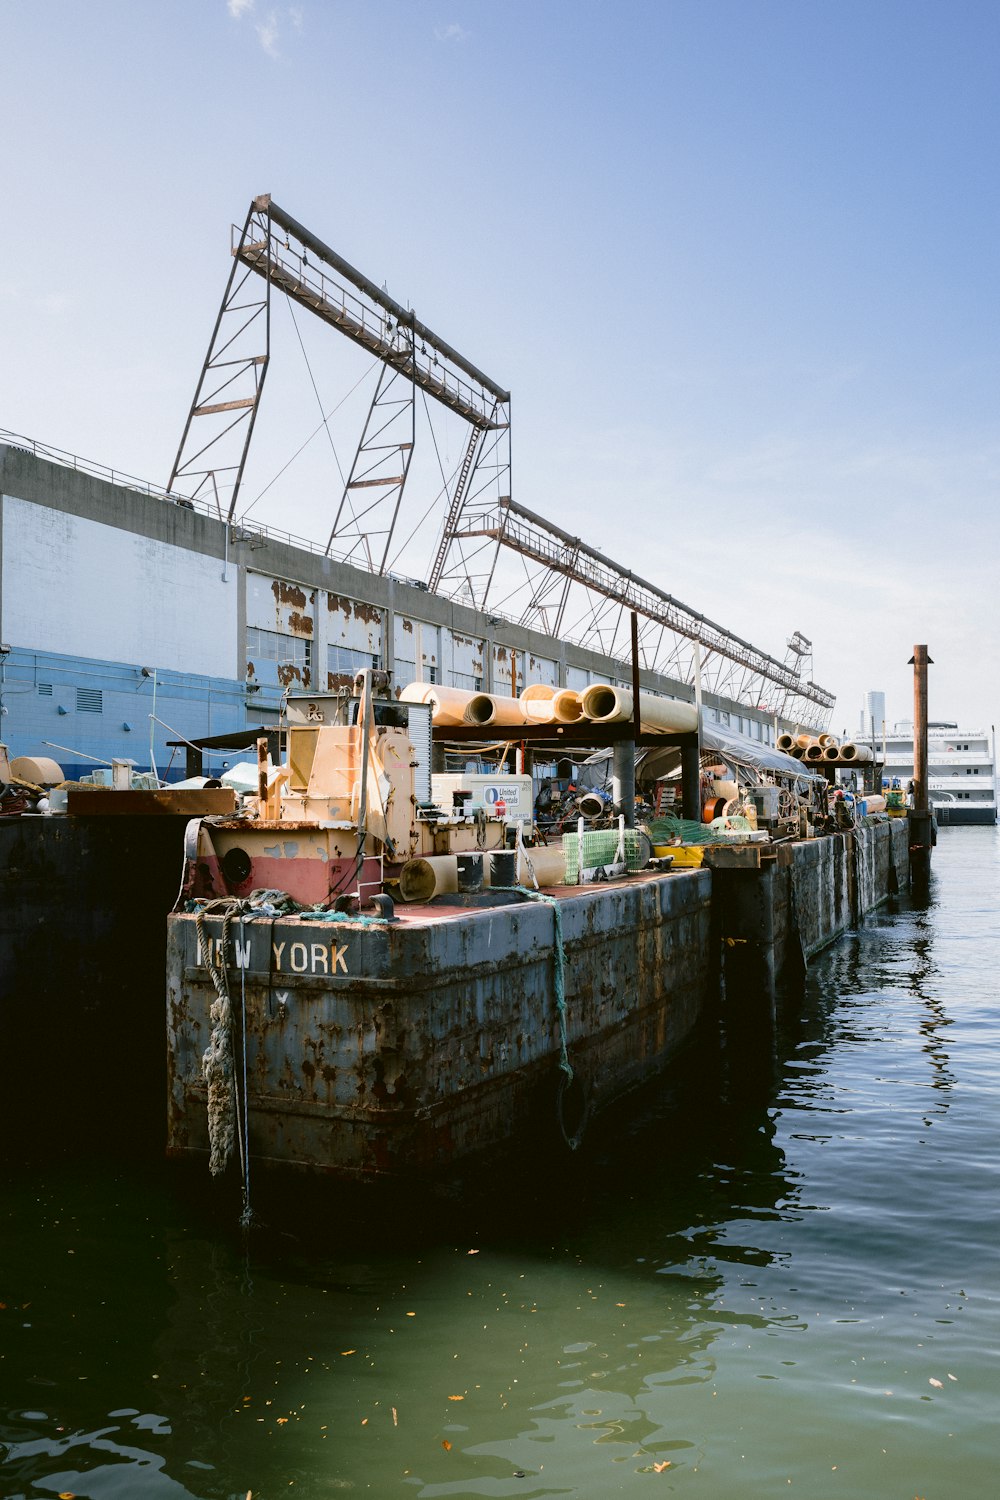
[458, 499, 835, 726]
[168, 197, 833, 726]
[168, 195, 511, 573]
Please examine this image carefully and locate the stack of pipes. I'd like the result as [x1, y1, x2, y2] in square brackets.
[776, 731, 873, 765]
[399, 681, 698, 736]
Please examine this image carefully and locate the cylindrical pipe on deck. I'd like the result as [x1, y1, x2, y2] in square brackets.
[612, 739, 636, 827]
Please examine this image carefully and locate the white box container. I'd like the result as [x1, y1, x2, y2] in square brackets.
[432, 773, 534, 823]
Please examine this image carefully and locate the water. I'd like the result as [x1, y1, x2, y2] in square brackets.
[2, 826, 998, 1499]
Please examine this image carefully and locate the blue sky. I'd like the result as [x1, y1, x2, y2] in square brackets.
[2, 0, 998, 732]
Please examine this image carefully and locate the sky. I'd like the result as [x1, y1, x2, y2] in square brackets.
[2, 0, 998, 733]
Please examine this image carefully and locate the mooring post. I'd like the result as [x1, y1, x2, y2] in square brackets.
[613, 610, 641, 828]
[908, 644, 934, 882]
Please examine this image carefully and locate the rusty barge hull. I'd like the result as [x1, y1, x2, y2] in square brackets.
[166, 868, 713, 1181]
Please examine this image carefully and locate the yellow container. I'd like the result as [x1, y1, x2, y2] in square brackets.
[654, 844, 704, 867]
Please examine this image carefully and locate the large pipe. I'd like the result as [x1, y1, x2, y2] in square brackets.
[516, 844, 567, 887]
[839, 743, 874, 764]
[777, 733, 795, 752]
[551, 689, 584, 723]
[399, 681, 481, 726]
[804, 743, 826, 762]
[613, 739, 636, 827]
[823, 744, 841, 761]
[464, 693, 530, 727]
[519, 683, 559, 723]
[580, 684, 698, 735]
[398, 855, 457, 902]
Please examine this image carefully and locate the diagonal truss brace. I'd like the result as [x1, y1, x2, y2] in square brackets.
[456, 497, 835, 720]
[168, 195, 511, 547]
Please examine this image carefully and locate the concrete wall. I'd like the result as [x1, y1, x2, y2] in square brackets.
[3, 495, 238, 677]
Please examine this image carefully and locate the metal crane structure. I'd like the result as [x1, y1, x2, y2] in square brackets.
[448, 498, 834, 726]
[167, 194, 511, 588]
[168, 196, 834, 727]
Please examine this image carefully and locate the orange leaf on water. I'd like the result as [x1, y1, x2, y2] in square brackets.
[442, 1439, 452, 1451]
[652, 1461, 672, 1472]
[448, 1395, 464, 1401]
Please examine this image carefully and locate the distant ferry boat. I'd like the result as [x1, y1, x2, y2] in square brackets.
[882, 721, 997, 826]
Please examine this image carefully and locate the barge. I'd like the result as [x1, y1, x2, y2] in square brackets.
[164, 673, 910, 1183]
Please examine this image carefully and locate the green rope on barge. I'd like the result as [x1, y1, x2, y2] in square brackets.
[297, 910, 392, 927]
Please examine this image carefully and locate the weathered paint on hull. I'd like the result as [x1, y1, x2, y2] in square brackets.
[166, 868, 714, 1180]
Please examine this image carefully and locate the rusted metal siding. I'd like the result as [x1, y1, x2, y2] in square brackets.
[447, 629, 485, 691]
[245, 573, 317, 690]
[324, 590, 383, 690]
[246, 573, 316, 636]
[165, 870, 713, 1180]
[524, 653, 558, 688]
[484, 643, 556, 694]
[393, 616, 440, 686]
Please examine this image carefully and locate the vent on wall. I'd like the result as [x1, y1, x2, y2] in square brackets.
[38, 683, 53, 696]
[76, 687, 103, 714]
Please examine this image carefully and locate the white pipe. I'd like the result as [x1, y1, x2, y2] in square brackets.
[399, 681, 481, 726]
[580, 684, 698, 734]
[520, 683, 559, 723]
[551, 689, 584, 723]
[464, 693, 530, 727]
[398, 854, 460, 902]
[517, 844, 567, 886]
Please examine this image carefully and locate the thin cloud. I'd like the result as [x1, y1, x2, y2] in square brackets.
[227, 0, 254, 17]
[288, 4, 303, 28]
[435, 22, 469, 41]
[256, 10, 280, 55]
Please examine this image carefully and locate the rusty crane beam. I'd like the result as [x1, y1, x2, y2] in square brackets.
[456, 497, 835, 721]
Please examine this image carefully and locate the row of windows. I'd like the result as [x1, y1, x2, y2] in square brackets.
[328, 646, 381, 677]
[247, 627, 311, 671]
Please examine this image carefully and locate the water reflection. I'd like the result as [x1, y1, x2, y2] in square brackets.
[5, 842, 997, 1499]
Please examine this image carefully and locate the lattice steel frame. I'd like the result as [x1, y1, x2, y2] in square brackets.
[168, 196, 511, 558]
[455, 498, 835, 727]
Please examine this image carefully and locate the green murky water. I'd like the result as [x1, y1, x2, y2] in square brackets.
[2, 827, 998, 1498]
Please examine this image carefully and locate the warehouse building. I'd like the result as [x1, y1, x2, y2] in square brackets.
[0, 435, 779, 782]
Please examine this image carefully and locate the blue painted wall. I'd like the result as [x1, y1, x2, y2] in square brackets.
[0, 646, 249, 782]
